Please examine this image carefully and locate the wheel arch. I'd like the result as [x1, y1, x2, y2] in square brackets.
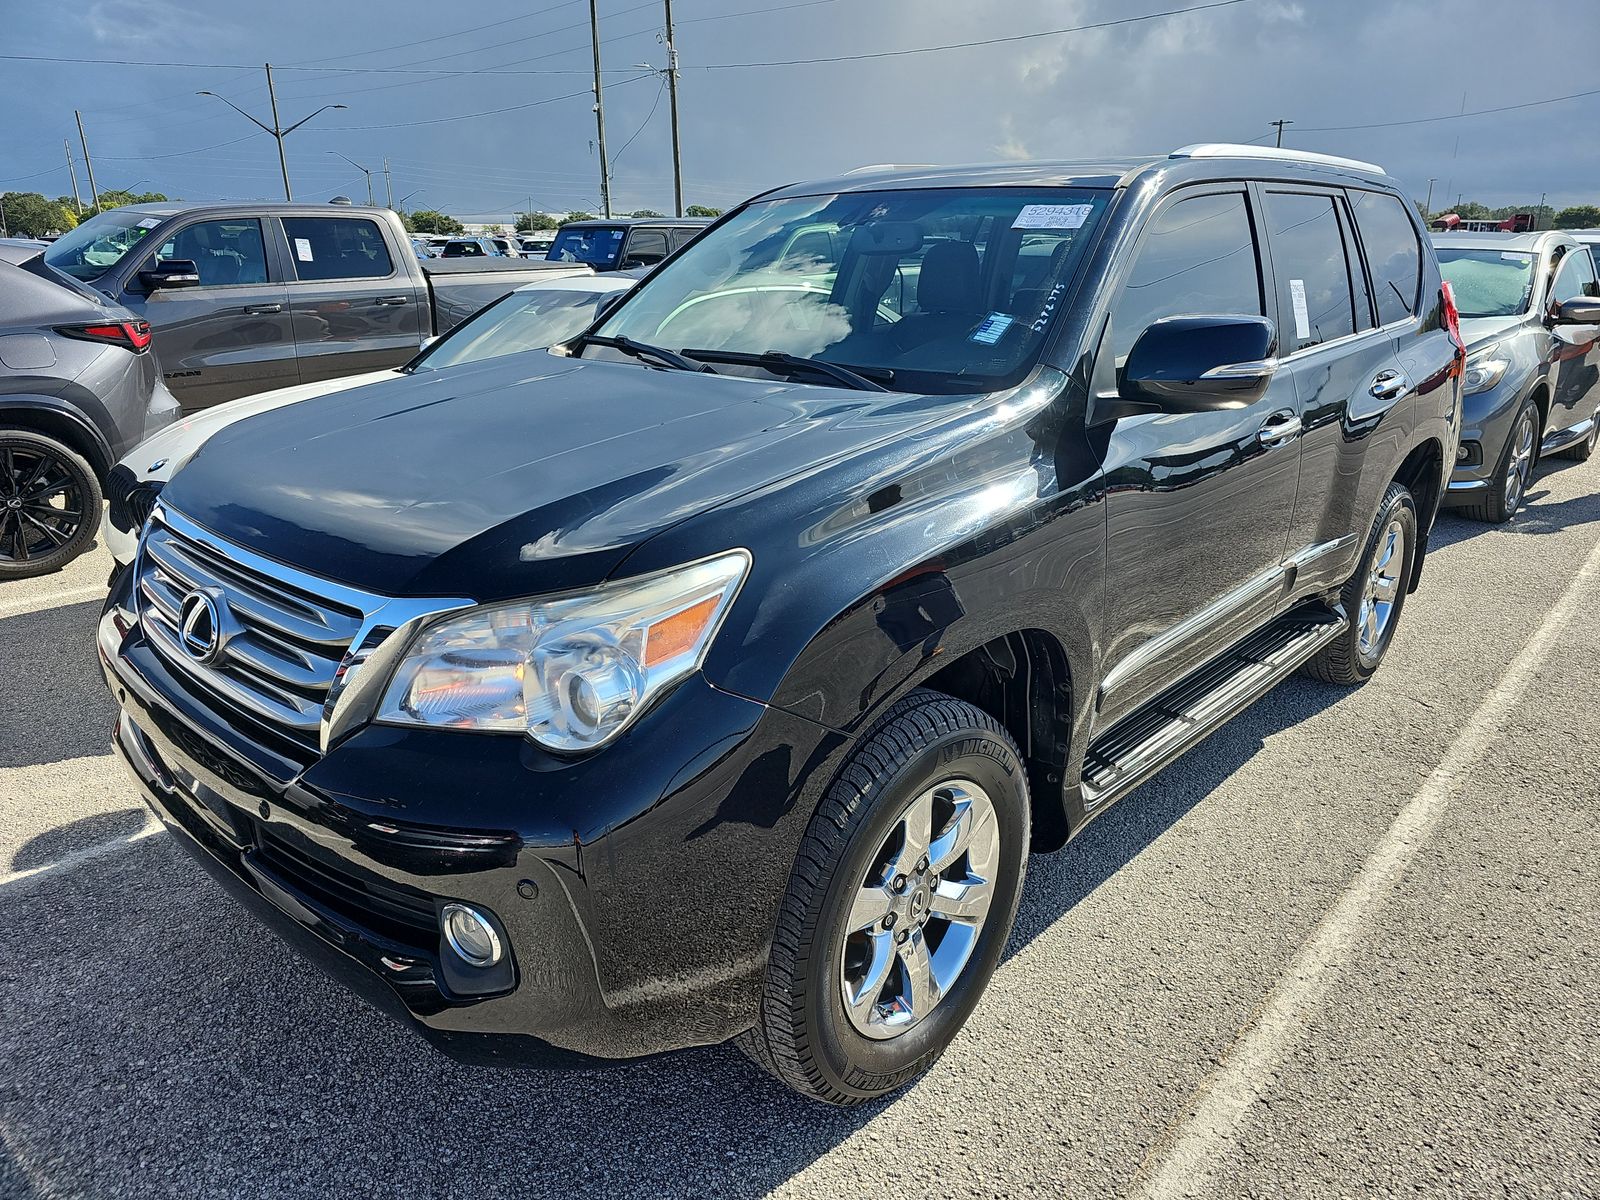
[0, 396, 115, 480]
[1391, 435, 1444, 593]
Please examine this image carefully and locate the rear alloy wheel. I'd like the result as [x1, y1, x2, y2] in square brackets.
[739, 689, 1029, 1105]
[1303, 481, 1417, 685]
[1462, 400, 1539, 523]
[0, 432, 102, 581]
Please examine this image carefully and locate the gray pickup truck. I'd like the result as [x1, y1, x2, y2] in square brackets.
[36, 203, 590, 410]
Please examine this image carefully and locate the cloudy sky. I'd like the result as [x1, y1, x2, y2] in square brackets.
[3, 0, 1595, 220]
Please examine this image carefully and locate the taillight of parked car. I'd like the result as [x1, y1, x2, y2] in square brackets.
[1440, 282, 1464, 357]
[57, 320, 153, 352]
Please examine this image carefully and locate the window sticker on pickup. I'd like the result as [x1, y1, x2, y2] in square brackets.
[295, 238, 314, 262]
[137, 217, 161, 229]
[970, 312, 1016, 344]
[1289, 278, 1312, 340]
[1011, 203, 1093, 231]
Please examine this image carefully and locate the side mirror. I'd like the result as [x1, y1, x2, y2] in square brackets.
[1119, 315, 1278, 411]
[139, 259, 201, 290]
[1552, 296, 1600, 326]
[593, 291, 627, 322]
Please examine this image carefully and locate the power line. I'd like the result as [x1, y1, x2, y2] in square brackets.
[1296, 87, 1600, 133]
[317, 73, 656, 131]
[693, 0, 1253, 68]
[610, 77, 668, 164]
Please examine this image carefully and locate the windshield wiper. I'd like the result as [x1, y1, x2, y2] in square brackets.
[569, 333, 714, 374]
[681, 348, 891, 392]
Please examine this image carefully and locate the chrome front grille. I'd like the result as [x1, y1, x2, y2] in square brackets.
[136, 510, 367, 745]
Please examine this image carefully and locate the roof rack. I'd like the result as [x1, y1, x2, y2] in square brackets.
[842, 163, 934, 175]
[1169, 143, 1385, 175]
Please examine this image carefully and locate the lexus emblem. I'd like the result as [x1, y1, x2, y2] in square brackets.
[178, 589, 225, 664]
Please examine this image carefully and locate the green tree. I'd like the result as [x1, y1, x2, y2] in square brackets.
[1452, 201, 1491, 220]
[516, 211, 558, 233]
[92, 189, 169, 212]
[559, 211, 598, 226]
[1554, 205, 1600, 230]
[685, 204, 722, 218]
[406, 209, 464, 235]
[628, 208, 665, 218]
[0, 192, 74, 237]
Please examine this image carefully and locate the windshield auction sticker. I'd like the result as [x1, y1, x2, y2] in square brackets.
[1011, 204, 1093, 230]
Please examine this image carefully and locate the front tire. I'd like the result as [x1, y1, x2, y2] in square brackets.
[1462, 399, 1539, 522]
[1303, 481, 1417, 685]
[739, 689, 1030, 1105]
[1553, 408, 1599, 463]
[0, 431, 102, 581]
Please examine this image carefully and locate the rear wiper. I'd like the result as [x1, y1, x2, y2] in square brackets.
[681, 348, 891, 392]
[570, 333, 715, 374]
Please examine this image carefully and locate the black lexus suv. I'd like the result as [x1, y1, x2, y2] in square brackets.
[101, 145, 1463, 1105]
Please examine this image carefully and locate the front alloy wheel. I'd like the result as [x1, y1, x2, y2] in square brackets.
[840, 780, 999, 1040]
[1503, 406, 1536, 514]
[0, 432, 103, 581]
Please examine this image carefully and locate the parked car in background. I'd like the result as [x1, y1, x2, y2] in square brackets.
[489, 236, 522, 259]
[0, 237, 50, 266]
[103, 273, 635, 569]
[410, 236, 438, 259]
[519, 231, 556, 256]
[1434, 230, 1600, 522]
[0, 260, 177, 579]
[34, 203, 589, 411]
[546, 216, 710, 271]
[442, 236, 511, 258]
[1569, 229, 1600, 274]
[102, 146, 1460, 1103]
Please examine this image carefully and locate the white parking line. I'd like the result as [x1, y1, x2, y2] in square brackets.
[0, 583, 107, 620]
[0, 819, 165, 890]
[1132, 533, 1600, 1200]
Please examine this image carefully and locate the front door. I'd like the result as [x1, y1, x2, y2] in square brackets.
[278, 214, 425, 385]
[123, 217, 296, 411]
[1092, 186, 1302, 728]
[1545, 245, 1600, 441]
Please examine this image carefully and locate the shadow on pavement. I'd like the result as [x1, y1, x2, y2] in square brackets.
[7, 808, 147, 873]
[0, 599, 114, 770]
[1430, 463, 1600, 550]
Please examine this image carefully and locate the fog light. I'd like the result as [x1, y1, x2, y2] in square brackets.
[1456, 444, 1470, 462]
[441, 902, 503, 967]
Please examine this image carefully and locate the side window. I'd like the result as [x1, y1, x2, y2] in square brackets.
[280, 217, 395, 282]
[1550, 248, 1598, 308]
[156, 218, 268, 287]
[621, 230, 669, 269]
[1263, 191, 1356, 352]
[1349, 190, 1423, 324]
[669, 227, 698, 252]
[1109, 190, 1261, 364]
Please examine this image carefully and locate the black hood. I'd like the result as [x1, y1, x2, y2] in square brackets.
[162, 351, 964, 600]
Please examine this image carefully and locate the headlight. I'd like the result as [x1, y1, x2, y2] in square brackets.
[376, 550, 750, 751]
[1462, 343, 1508, 395]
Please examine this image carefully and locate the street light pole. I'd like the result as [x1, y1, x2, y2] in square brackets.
[197, 66, 346, 203]
[588, 0, 612, 219]
[331, 152, 375, 205]
[1424, 177, 1436, 217]
[65, 141, 83, 216]
[383, 158, 393, 209]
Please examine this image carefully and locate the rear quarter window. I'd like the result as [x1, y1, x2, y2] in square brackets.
[1349, 190, 1423, 324]
[281, 217, 394, 281]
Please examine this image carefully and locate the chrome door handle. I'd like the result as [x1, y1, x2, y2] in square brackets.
[242, 303, 282, 314]
[1370, 370, 1410, 400]
[374, 295, 410, 306]
[1257, 414, 1302, 445]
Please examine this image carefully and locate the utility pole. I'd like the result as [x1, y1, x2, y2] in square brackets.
[331, 152, 374, 205]
[383, 158, 393, 209]
[1269, 118, 1293, 147]
[1537, 191, 1546, 231]
[74, 110, 101, 215]
[1423, 177, 1436, 217]
[197, 66, 346, 202]
[664, 0, 684, 217]
[64, 141, 83, 216]
[588, 0, 612, 218]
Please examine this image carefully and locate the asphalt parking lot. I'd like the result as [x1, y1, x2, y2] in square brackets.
[2, 457, 1598, 1200]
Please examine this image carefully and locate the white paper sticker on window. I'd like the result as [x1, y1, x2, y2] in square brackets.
[136, 217, 161, 229]
[1011, 203, 1093, 231]
[294, 237, 314, 262]
[1289, 278, 1312, 340]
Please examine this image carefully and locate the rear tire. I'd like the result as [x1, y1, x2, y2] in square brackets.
[1553, 408, 1599, 462]
[1302, 481, 1417, 685]
[738, 689, 1030, 1105]
[0, 431, 102, 582]
[1461, 399, 1539, 522]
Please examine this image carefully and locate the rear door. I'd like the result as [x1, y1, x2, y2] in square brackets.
[619, 227, 670, 271]
[1093, 185, 1302, 727]
[1259, 185, 1410, 594]
[122, 216, 296, 410]
[279, 214, 425, 384]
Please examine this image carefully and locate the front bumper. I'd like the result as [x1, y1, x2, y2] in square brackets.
[99, 578, 848, 1064]
[1442, 378, 1525, 505]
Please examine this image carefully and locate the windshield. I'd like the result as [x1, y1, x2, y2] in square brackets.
[409, 286, 626, 372]
[43, 210, 164, 281]
[547, 226, 626, 269]
[1437, 248, 1537, 318]
[588, 186, 1109, 394]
